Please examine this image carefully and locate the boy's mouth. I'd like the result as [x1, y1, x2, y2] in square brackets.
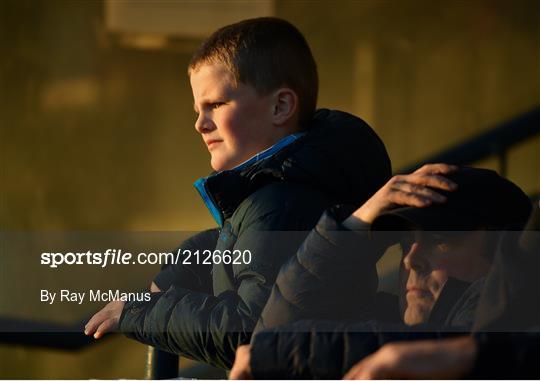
[205, 139, 223, 149]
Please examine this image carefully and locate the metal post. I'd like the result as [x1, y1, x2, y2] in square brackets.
[497, 148, 508, 178]
[145, 346, 179, 380]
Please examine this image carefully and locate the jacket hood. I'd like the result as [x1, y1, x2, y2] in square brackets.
[195, 109, 392, 226]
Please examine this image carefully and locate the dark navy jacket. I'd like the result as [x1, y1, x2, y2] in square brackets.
[118, 109, 391, 369]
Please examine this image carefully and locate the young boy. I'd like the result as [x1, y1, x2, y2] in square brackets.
[84, 17, 391, 369]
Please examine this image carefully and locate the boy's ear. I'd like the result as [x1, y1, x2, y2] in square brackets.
[271, 88, 298, 126]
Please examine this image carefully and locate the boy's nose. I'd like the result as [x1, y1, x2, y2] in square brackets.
[194, 113, 215, 134]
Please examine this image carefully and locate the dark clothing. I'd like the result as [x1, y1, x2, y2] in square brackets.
[256, 206, 483, 330]
[472, 330, 540, 379]
[473, 207, 540, 333]
[153, 228, 219, 293]
[249, 206, 485, 379]
[118, 109, 392, 369]
[470, 202, 540, 379]
[255, 205, 387, 330]
[251, 320, 464, 379]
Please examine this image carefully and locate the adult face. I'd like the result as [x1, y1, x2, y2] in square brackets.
[190, 62, 278, 171]
[398, 230, 491, 325]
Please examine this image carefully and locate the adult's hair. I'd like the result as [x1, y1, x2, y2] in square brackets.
[188, 17, 318, 128]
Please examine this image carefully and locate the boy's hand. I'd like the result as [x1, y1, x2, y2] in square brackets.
[84, 300, 125, 339]
[229, 345, 253, 380]
[343, 163, 458, 229]
[343, 336, 476, 380]
[150, 281, 161, 293]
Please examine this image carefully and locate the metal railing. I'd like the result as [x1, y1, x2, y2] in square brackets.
[397, 106, 540, 176]
[0, 317, 95, 350]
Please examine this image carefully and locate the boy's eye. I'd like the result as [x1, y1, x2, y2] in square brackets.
[210, 102, 225, 109]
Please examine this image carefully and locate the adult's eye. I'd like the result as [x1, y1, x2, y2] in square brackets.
[399, 234, 414, 254]
[436, 242, 450, 253]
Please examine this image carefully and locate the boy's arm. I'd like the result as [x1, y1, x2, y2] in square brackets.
[118, 184, 332, 369]
[84, 229, 218, 340]
[152, 228, 219, 293]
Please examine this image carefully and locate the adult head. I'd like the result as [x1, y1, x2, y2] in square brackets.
[365, 165, 531, 325]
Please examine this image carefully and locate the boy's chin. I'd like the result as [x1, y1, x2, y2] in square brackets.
[210, 156, 237, 172]
[211, 151, 261, 172]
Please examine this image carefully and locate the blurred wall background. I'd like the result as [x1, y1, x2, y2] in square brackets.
[1, 0, 539, 378]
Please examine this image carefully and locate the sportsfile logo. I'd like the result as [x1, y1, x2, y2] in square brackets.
[40, 249, 135, 268]
[40, 248, 253, 268]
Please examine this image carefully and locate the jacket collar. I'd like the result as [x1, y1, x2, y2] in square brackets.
[194, 133, 304, 226]
[428, 277, 471, 326]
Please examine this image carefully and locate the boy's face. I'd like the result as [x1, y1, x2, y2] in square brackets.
[190, 63, 278, 171]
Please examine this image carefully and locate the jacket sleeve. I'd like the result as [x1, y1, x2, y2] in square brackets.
[473, 203, 540, 332]
[250, 320, 458, 379]
[255, 205, 385, 331]
[471, 331, 540, 379]
[152, 228, 219, 293]
[119, 184, 331, 369]
[469, 205, 540, 378]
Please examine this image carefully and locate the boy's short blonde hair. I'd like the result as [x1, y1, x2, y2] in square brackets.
[188, 17, 318, 128]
